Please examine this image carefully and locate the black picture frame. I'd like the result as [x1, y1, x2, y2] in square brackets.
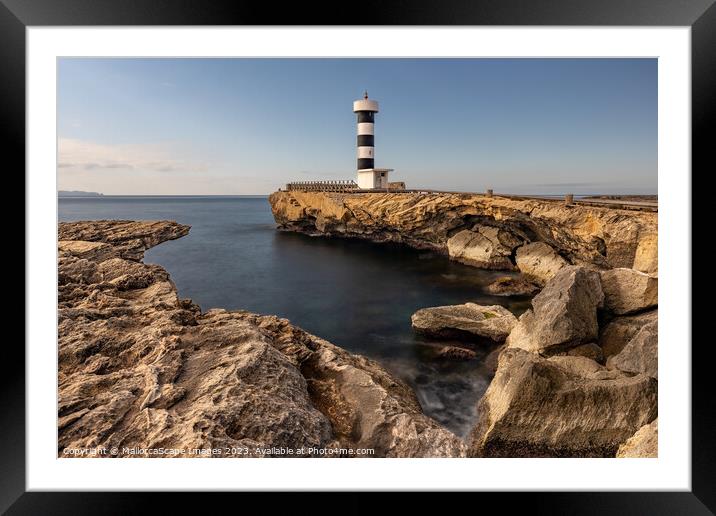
[7, 0, 710, 512]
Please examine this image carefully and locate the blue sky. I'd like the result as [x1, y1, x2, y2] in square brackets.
[58, 58, 657, 195]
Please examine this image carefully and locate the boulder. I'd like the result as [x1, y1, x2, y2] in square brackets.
[600, 268, 658, 315]
[506, 266, 604, 354]
[565, 342, 604, 363]
[599, 310, 658, 358]
[446, 226, 519, 269]
[617, 419, 658, 458]
[607, 320, 658, 379]
[485, 276, 540, 296]
[411, 303, 518, 343]
[633, 233, 658, 273]
[469, 348, 658, 457]
[436, 345, 478, 361]
[515, 242, 568, 285]
[483, 345, 505, 374]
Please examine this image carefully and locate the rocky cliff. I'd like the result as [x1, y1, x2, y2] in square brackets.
[268, 191, 658, 273]
[267, 191, 659, 458]
[58, 220, 465, 458]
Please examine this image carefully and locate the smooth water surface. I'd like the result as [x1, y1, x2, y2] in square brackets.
[59, 196, 531, 437]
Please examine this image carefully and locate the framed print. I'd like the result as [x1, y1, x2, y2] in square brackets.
[8, 0, 712, 512]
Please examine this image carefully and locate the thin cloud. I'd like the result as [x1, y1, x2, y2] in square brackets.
[58, 138, 207, 173]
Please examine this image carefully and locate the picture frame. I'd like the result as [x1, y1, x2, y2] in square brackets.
[8, 0, 710, 511]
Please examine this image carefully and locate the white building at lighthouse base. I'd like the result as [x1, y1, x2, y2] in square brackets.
[356, 168, 394, 189]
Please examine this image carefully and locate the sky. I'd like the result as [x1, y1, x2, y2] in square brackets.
[57, 58, 657, 195]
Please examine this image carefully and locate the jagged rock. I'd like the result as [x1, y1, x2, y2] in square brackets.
[484, 276, 540, 296]
[617, 419, 658, 458]
[239, 312, 467, 457]
[515, 242, 568, 285]
[435, 346, 478, 361]
[633, 233, 658, 273]
[607, 320, 658, 378]
[446, 227, 518, 269]
[483, 345, 505, 374]
[600, 268, 658, 315]
[58, 240, 118, 262]
[506, 266, 604, 354]
[565, 343, 604, 363]
[599, 310, 658, 358]
[469, 348, 658, 457]
[59, 220, 190, 261]
[411, 303, 517, 343]
[269, 191, 657, 270]
[58, 220, 465, 458]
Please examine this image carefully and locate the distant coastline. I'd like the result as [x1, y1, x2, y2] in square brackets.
[58, 190, 104, 198]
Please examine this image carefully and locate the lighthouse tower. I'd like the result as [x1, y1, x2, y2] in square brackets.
[353, 91, 393, 189]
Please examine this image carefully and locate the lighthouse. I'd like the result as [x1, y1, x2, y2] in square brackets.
[353, 91, 393, 189]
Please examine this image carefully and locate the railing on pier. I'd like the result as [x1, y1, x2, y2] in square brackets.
[285, 180, 359, 192]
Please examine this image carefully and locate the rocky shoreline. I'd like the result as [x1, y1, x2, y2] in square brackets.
[268, 191, 658, 274]
[58, 220, 465, 458]
[268, 191, 659, 457]
[59, 190, 658, 458]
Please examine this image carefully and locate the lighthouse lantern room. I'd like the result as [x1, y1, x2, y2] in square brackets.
[353, 91, 393, 189]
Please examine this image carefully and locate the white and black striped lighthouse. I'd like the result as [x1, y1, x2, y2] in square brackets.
[353, 91, 393, 189]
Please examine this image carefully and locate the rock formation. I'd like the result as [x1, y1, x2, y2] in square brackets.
[470, 265, 657, 457]
[484, 276, 539, 296]
[469, 349, 657, 457]
[446, 227, 521, 269]
[411, 303, 517, 343]
[606, 320, 658, 379]
[506, 266, 604, 354]
[514, 241, 568, 285]
[616, 419, 658, 458]
[58, 220, 466, 458]
[564, 342, 604, 363]
[269, 191, 658, 271]
[435, 346, 478, 361]
[600, 268, 658, 315]
[270, 191, 659, 459]
[599, 310, 658, 358]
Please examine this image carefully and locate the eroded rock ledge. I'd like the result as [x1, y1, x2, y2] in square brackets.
[58, 220, 465, 458]
[269, 191, 658, 273]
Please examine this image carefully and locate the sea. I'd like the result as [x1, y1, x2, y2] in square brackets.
[59, 195, 532, 438]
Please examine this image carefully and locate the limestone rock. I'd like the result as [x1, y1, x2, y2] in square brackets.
[484, 276, 539, 296]
[411, 303, 517, 343]
[600, 268, 658, 315]
[269, 191, 657, 271]
[436, 346, 478, 361]
[607, 320, 658, 378]
[515, 242, 568, 285]
[58, 240, 118, 262]
[506, 266, 604, 354]
[446, 227, 518, 269]
[565, 342, 604, 363]
[617, 419, 658, 458]
[599, 309, 657, 358]
[633, 233, 658, 273]
[58, 220, 465, 458]
[469, 348, 658, 457]
[483, 345, 505, 374]
[58, 220, 190, 261]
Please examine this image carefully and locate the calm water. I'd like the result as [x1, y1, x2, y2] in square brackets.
[59, 196, 531, 437]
